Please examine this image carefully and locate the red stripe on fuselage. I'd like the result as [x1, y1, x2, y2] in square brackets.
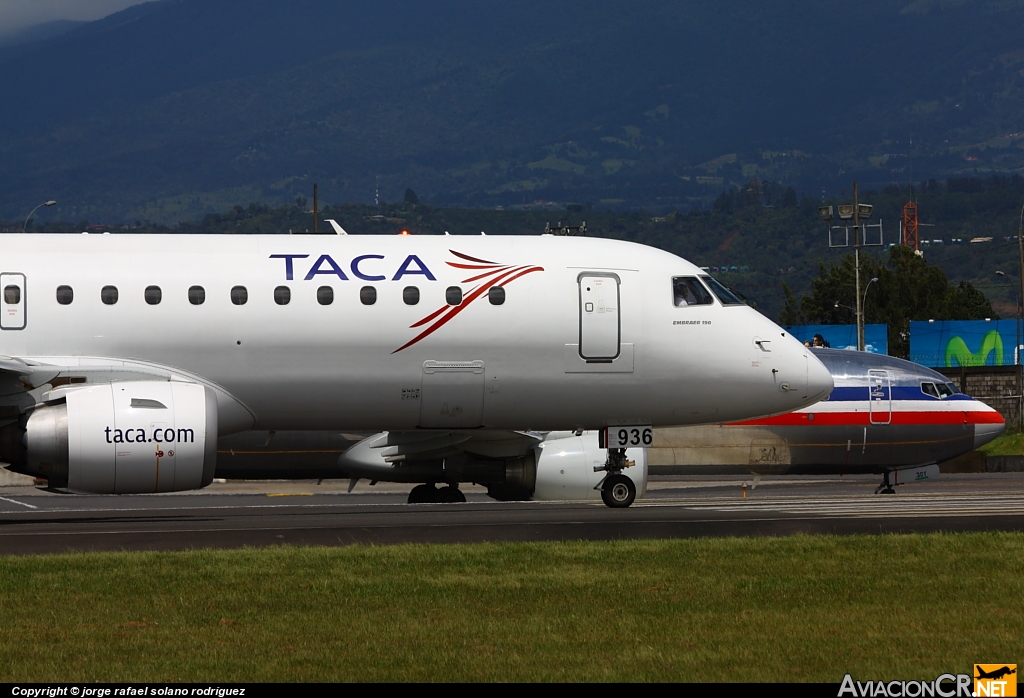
[730, 409, 1004, 427]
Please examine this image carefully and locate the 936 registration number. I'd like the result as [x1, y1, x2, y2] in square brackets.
[601, 426, 653, 448]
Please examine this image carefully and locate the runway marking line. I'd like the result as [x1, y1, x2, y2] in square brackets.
[266, 493, 314, 497]
[0, 496, 38, 509]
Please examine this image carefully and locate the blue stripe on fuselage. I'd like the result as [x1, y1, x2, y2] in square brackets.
[824, 386, 974, 402]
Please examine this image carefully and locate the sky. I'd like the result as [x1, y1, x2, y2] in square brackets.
[0, 0, 148, 36]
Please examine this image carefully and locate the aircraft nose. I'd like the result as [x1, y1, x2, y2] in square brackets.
[804, 348, 833, 403]
[974, 410, 1005, 449]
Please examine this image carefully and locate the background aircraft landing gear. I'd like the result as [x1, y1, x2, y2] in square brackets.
[408, 483, 466, 504]
[875, 471, 896, 495]
[595, 448, 637, 508]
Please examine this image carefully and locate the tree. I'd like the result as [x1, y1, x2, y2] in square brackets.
[780, 246, 995, 358]
[404, 188, 419, 205]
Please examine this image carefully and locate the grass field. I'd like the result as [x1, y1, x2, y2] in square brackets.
[979, 430, 1024, 456]
[1, 533, 1022, 682]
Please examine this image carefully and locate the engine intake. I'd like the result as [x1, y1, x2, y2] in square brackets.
[1, 382, 217, 493]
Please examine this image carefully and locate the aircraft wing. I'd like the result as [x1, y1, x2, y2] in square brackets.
[372, 429, 545, 463]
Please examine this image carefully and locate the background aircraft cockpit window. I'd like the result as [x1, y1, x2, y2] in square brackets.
[489, 286, 505, 305]
[700, 276, 745, 305]
[101, 285, 118, 305]
[921, 382, 940, 398]
[145, 286, 162, 305]
[188, 286, 205, 305]
[230, 286, 248, 306]
[318, 286, 334, 306]
[446, 286, 463, 306]
[56, 285, 73, 305]
[360, 286, 376, 306]
[274, 286, 291, 306]
[4, 286, 20, 305]
[936, 382, 955, 399]
[403, 286, 419, 305]
[672, 277, 714, 307]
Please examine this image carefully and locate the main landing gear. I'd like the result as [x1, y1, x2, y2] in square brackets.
[875, 471, 896, 495]
[594, 448, 637, 508]
[408, 482, 466, 504]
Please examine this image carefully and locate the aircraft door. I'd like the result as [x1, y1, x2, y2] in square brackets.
[1, 273, 26, 330]
[419, 360, 485, 428]
[868, 370, 891, 424]
[578, 274, 620, 360]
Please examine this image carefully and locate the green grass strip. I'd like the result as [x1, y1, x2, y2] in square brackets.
[1, 533, 1022, 682]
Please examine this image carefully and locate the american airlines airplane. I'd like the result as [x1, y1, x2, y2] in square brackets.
[0, 233, 832, 507]
[215, 348, 1004, 501]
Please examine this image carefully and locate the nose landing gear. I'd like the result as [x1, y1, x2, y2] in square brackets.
[874, 470, 896, 495]
[594, 448, 637, 508]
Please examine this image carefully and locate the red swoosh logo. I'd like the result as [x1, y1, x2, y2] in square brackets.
[393, 250, 544, 353]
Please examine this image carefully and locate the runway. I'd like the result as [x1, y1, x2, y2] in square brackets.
[1, 474, 1023, 555]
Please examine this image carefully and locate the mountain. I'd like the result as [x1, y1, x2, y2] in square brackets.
[0, 20, 87, 49]
[2, 0, 1024, 222]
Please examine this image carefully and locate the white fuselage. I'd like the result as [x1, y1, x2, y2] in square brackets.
[0, 234, 832, 434]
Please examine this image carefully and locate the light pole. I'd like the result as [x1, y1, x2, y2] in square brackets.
[22, 200, 56, 232]
[819, 182, 874, 350]
[862, 276, 879, 330]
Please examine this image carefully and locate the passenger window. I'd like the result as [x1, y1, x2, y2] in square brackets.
[403, 286, 419, 305]
[145, 286, 161, 305]
[101, 285, 118, 305]
[274, 286, 291, 306]
[489, 286, 505, 306]
[700, 276, 745, 305]
[56, 285, 73, 305]
[446, 286, 463, 306]
[188, 286, 205, 305]
[4, 286, 20, 304]
[936, 383, 955, 399]
[318, 286, 334, 306]
[230, 286, 248, 306]
[672, 277, 714, 307]
[921, 382, 940, 398]
[360, 286, 376, 306]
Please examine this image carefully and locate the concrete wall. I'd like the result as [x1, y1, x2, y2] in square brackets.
[935, 364, 1022, 426]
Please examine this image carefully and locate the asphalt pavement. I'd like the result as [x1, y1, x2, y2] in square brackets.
[1, 473, 1022, 555]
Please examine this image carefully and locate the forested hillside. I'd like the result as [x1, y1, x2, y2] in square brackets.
[2, 0, 1024, 222]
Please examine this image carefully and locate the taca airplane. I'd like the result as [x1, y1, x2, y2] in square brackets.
[214, 348, 1004, 501]
[0, 233, 832, 507]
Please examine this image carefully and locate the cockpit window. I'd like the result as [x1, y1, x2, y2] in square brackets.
[922, 381, 957, 399]
[672, 277, 714, 307]
[946, 382, 960, 395]
[700, 276, 745, 305]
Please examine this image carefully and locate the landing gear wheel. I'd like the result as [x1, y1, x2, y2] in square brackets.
[408, 483, 438, 504]
[439, 486, 466, 503]
[874, 471, 897, 495]
[601, 474, 636, 508]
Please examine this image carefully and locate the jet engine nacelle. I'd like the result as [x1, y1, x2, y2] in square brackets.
[532, 433, 647, 502]
[5, 382, 217, 494]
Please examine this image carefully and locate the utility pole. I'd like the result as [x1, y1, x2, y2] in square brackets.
[312, 183, 319, 235]
[853, 182, 863, 351]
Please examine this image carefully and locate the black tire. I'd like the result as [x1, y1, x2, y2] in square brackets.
[439, 487, 466, 503]
[408, 484, 437, 504]
[601, 474, 636, 508]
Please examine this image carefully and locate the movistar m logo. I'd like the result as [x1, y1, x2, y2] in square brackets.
[945, 330, 1003, 367]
